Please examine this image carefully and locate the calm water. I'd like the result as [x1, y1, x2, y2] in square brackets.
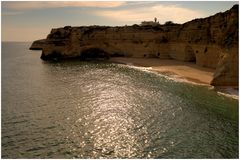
[2, 42, 239, 158]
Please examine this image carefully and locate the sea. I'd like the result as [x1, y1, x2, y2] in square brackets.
[1, 42, 239, 158]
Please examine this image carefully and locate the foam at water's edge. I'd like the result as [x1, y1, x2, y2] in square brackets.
[215, 87, 239, 100]
[217, 91, 239, 100]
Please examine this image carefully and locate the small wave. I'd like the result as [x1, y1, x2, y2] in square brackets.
[117, 63, 152, 71]
[26, 146, 46, 152]
[5, 119, 28, 125]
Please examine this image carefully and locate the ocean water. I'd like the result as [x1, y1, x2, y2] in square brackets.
[1, 42, 238, 158]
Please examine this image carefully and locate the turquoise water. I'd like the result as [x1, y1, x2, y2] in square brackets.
[2, 42, 238, 158]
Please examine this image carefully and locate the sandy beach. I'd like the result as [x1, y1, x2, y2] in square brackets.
[110, 57, 239, 99]
[110, 57, 215, 85]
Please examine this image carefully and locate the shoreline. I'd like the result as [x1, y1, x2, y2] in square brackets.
[110, 57, 214, 85]
[109, 57, 238, 99]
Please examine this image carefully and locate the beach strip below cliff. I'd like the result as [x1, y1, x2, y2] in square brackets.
[109, 57, 238, 99]
[110, 57, 214, 85]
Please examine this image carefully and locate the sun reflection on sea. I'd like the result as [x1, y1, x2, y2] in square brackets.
[65, 70, 149, 158]
[85, 82, 141, 158]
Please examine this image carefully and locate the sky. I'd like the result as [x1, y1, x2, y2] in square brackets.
[1, 1, 238, 42]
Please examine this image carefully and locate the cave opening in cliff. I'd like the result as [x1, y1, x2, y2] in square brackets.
[190, 57, 196, 63]
[41, 50, 62, 61]
[80, 48, 110, 60]
[185, 46, 196, 63]
[189, 53, 196, 63]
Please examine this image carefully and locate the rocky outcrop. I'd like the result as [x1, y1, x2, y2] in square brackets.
[210, 47, 238, 86]
[30, 5, 238, 86]
[29, 39, 46, 50]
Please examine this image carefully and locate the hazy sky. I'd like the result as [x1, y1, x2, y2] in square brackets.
[2, 1, 238, 42]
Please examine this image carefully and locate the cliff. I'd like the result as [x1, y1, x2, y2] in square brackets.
[30, 5, 239, 87]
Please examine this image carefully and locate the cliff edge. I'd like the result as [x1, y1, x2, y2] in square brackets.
[30, 5, 239, 87]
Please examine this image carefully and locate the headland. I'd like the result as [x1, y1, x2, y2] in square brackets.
[30, 5, 239, 90]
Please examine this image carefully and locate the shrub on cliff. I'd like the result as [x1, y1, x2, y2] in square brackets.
[164, 21, 177, 26]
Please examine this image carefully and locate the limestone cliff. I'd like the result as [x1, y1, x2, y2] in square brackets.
[30, 5, 239, 86]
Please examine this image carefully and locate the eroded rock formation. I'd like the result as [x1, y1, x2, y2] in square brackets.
[30, 5, 239, 86]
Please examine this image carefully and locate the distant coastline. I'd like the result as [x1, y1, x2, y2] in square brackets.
[2, 41, 32, 43]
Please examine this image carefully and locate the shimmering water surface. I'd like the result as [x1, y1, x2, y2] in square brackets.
[2, 42, 239, 158]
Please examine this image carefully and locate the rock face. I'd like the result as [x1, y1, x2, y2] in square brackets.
[29, 39, 46, 50]
[30, 5, 239, 86]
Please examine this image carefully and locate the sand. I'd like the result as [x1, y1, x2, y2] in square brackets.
[110, 57, 215, 85]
